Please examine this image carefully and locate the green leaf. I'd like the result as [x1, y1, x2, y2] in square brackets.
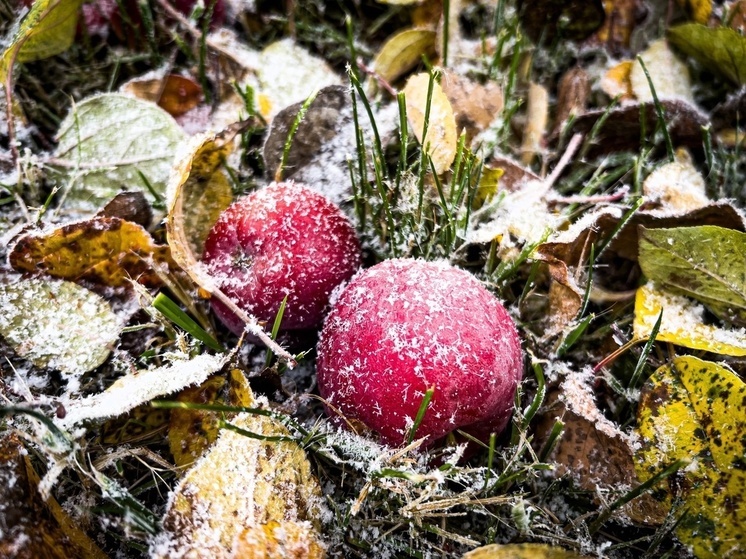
[0, 0, 83, 83]
[667, 24, 746, 85]
[638, 225, 746, 325]
[0, 277, 122, 375]
[53, 93, 186, 213]
[635, 356, 746, 559]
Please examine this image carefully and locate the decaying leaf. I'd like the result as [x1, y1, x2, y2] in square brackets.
[151, 409, 326, 558]
[667, 23, 746, 85]
[0, 0, 83, 83]
[463, 543, 591, 559]
[553, 67, 590, 134]
[9, 216, 170, 287]
[404, 72, 458, 175]
[592, 0, 648, 55]
[53, 93, 186, 213]
[98, 191, 153, 228]
[372, 28, 437, 87]
[169, 369, 254, 468]
[635, 356, 746, 558]
[0, 433, 108, 559]
[57, 352, 231, 428]
[630, 40, 694, 103]
[121, 73, 203, 117]
[439, 70, 503, 142]
[633, 283, 746, 356]
[0, 276, 122, 375]
[638, 225, 746, 325]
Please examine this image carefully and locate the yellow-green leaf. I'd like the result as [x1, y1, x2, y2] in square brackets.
[463, 543, 591, 559]
[635, 356, 746, 558]
[0, 0, 83, 83]
[638, 225, 746, 325]
[633, 283, 746, 356]
[372, 28, 437, 86]
[667, 24, 746, 85]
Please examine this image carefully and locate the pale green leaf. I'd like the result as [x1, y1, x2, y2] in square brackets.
[0, 277, 122, 375]
[638, 225, 746, 325]
[53, 93, 186, 213]
[667, 24, 746, 85]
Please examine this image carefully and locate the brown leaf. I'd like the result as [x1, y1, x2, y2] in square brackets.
[518, 0, 605, 43]
[9, 216, 170, 287]
[121, 74, 203, 117]
[591, 0, 649, 55]
[0, 434, 108, 559]
[554, 67, 590, 135]
[440, 70, 503, 142]
[97, 191, 153, 229]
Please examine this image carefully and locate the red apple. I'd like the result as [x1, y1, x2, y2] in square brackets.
[201, 182, 362, 336]
[316, 258, 523, 448]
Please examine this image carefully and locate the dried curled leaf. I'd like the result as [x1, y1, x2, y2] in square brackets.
[9, 217, 170, 287]
[53, 93, 186, 213]
[638, 225, 746, 325]
[0, 277, 122, 375]
[633, 283, 746, 356]
[404, 72, 458, 175]
[463, 543, 591, 559]
[635, 356, 746, 558]
[0, 434, 108, 559]
[152, 410, 326, 558]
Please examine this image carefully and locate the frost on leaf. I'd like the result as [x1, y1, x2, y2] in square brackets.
[0, 277, 122, 376]
[635, 356, 746, 559]
[633, 283, 746, 356]
[57, 352, 231, 429]
[151, 409, 326, 559]
[629, 40, 694, 104]
[9, 216, 171, 287]
[53, 93, 186, 214]
[641, 152, 709, 216]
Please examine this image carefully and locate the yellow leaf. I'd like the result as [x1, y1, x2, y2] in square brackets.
[403, 72, 458, 175]
[463, 543, 591, 559]
[0, 0, 83, 84]
[633, 283, 746, 356]
[153, 405, 326, 558]
[600, 59, 633, 100]
[372, 28, 437, 85]
[676, 0, 712, 23]
[635, 356, 746, 559]
[9, 216, 170, 287]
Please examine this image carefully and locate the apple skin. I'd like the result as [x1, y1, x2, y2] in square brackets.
[201, 182, 362, 336]
[316, 258, 523, 448]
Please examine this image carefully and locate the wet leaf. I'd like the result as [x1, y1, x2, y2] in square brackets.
[667, 24, 746, 85]
[633, 283, 746, 356]
[9, 216, 170, 287]
[168, 369, 254, 468]
[57, 352, 231, 428]
[638, 225, 746, 325]
[372, 28, 437, 86]
[635, 356, 746, 558]
[0, 277, 122, 375]
[53, 93, 186, 213]
[121, 74, 203, 117]
[0, 0, 83, 83]
[463, 543, 590, 559]
[0, 433, 108, 559]
[152, 409, 325, 558]
[403, 72, 458, 175]
[629, 40, 694, 103]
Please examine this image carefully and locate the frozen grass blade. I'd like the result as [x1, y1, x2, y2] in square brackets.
[636, 56, 675, 162]
[628, 310, 662, 391]
[595, 196, 643, 259]
[264, 295, 288, 368]
[152, 292, 224, 352]
[416, 69, 437, 221]
[276, 89, 319, 182]
[556, 313, 595, 357]
[407, 386, 435, 444]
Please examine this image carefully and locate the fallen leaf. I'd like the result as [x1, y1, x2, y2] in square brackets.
[600, 60, 634, 101]
[57, 352, 231, 428]
[97, 191, 153, 228]
[517, 0, 605, 43]
[233, 520, 325, 559]
[53, 93, 186, 213]
[98, 404, 170, 446]
[0, 276, 122, 375]
[667, 23, 746, 85]
[521, 82, 549, 165]
[638, 225, 746, 325]
[151, 409, 326, 558]
[676, 0, 712, 23]
[404, 72, 458, 175]
[633, 283, 746, 356]
[641, 152, 709, 215]
[0, 433, 108, 559]
[372, 28, 437, 87]
[629, 40, 694, 104]
[0, 0, 83, 83]
[168, 369, 254, 468]
[553, 67, 590, 134]
[9, 216, 170, 287]
[635, 356, 746, 558]
[593, 0, 648, 55]
[463, 543, 591, 558]
[440, 70, 503, 142]
[121, 73, 203, 117]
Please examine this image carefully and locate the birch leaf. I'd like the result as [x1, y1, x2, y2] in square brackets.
[53, 93, 186, 213]
[633, 283, 746, 356]
[635, 356, 746, 559]
[638, 225, 746, 325]
[0, 277, 122, 375]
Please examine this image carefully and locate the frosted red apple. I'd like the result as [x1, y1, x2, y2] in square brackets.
[201, 182, 362, 335]
[317, 259, 523, 447]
